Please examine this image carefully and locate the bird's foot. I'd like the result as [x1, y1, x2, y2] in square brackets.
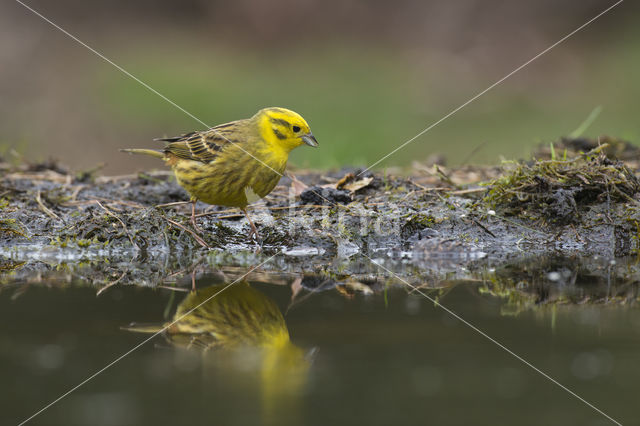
[190, 216, 203, 235]
[241, 208, 262, 251]
[248, 225, 263, 252]
[190, 199, 203, 234]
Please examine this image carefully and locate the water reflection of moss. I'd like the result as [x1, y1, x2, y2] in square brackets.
[477, 256, 640, 315]
[0, 259, 26, 273]
[478, 277, 539, 316]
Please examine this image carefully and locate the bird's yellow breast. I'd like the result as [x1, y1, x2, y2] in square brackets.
[170, 141, 287, 208]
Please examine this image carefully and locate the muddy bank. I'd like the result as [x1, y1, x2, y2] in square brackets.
[2, 137, 640, 293]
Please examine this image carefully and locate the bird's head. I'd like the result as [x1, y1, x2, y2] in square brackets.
[256, 107, 318, 153]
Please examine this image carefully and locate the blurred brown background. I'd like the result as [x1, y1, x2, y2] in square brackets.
[1, 0, 638, 174]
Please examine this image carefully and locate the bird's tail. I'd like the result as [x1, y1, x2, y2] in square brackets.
[121, 322, 165, 333]
[120, 148, 165, 159]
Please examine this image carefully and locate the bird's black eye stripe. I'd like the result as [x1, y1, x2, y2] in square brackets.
[270, 118, 290, 128]
[273, 129, 286, 140]
[292, 125, 301, 133]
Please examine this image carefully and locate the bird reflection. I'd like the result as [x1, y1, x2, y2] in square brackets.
[125, 281, 310, 425]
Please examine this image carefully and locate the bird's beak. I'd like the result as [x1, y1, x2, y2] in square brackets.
[301, 132, 318, 147]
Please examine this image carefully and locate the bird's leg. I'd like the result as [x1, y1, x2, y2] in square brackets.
[242, 208, 262, 247]
[190, 198, 203, 234]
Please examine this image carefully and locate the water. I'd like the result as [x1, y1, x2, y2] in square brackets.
[1, 269, 639, 426]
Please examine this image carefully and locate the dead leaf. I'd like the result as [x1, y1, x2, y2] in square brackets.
[334, 173, 374, 193]
[336, 173, 355, 189]
[342, 177, 373, 193]
[288, 173, 308, 197]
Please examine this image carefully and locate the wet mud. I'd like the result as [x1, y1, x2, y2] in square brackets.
[2, 138, 640, 305]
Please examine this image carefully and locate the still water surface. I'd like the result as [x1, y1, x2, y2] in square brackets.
[1, 272, 638, 426]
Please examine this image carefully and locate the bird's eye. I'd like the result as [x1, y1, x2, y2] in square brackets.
[292, 125, 301, 133]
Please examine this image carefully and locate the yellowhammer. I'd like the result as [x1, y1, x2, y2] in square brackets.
[122, 107, 318, 242]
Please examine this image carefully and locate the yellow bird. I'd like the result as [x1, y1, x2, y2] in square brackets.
[122, 107, 318, 242]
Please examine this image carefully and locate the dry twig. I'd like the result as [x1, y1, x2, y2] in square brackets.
[162, 216, 210, 249]
[35, 190, 63, 221]
[96, 201, 139, 250]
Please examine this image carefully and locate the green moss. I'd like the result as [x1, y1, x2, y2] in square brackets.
[76, 238, 93, 248]
[50, 236, 70, 248]
[0, 218, 27, 239]
[483, 144, 640, 222]
[400, 213, 435, 239]
[403, 213, 435, 228]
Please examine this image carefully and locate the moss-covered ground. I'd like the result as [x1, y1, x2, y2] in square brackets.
[2, 136, 640, 307]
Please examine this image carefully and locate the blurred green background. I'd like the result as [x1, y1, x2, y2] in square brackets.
[1, 0, 638, 174]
